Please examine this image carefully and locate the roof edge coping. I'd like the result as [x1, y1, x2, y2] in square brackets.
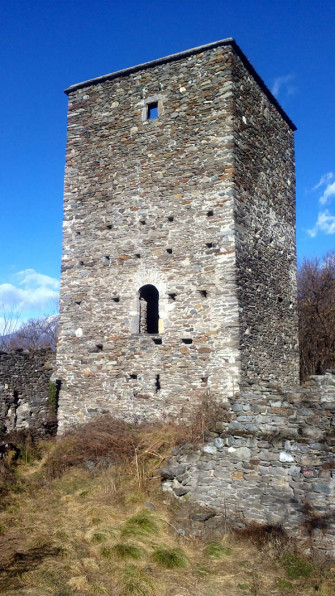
[64, 38, 296, 131]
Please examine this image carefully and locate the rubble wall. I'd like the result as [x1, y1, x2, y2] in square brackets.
[0, 349, 56, 439]
[161, 373, 335, 554]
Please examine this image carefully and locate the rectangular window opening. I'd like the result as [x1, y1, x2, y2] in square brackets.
[130, 373, 137, 380]
[147, 102, 158, 119]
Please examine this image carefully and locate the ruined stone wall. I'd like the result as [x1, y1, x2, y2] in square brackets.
[231, 54, 299, 385]
[0, 349, 56, 439]
[161, 373, 335, 554]
[57, 43, 242, 431]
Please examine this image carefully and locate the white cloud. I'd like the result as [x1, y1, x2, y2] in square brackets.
[307, 210, 335, 237]
[0, 269, 59, 327]
[16, 269, 60, 291]
[272, 74, 296, 99]
[312, 172, 334, 191]
[319, 181, 335, 206]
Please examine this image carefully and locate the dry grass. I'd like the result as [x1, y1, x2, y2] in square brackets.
[0, 417, 334, 595]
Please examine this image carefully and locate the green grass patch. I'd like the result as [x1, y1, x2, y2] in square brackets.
[121, 511, 159, 538]
[112, 542, 144, 560]
[151, 546, 188, 569]
[278, 578, 294, 590]
[121, 564, 154, 596]
[100, 545, 113, 559]
[204, 541, 232, 558]
[92, 532, 108, 543]
[281, 553, 314, 579]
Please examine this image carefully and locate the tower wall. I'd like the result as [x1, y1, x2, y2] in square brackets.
[56, 40, 298, 431]
[231, 53, 299, 384]
[57, 44, 242, 431]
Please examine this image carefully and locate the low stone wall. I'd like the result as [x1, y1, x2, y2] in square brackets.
[161, 373, 335, 554]
[0, 349, 56, 439]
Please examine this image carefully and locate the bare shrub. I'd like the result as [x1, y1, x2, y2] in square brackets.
[44, 397, 223, 482]
[4, 315, 59, 351]
[45, 415, 138, 478]
[298, 252, 335, 380]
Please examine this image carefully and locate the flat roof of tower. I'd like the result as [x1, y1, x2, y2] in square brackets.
[65, 38, 296, 131]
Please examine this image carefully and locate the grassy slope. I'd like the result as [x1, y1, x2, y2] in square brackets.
[0, 420, 334, 596]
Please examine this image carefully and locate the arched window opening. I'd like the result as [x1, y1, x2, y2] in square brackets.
[139, 284, 159, 334]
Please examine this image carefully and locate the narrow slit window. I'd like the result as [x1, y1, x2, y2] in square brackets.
[155, 374, 161, 392]
[138, 284, 159, 334]
[147, 102, 158, 119]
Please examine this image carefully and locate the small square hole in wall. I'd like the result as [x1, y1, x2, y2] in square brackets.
[206, 242, 213, 248]
[130, 374, 137, 380]
[199, 290, 208, 298]
[207, 210, 214, 217]
[152, 337, 162, 345]
[182, 338, 193, 344]
[112, 296, 120, 303]
[166, 248, 173, 254]
[168, 293, 177, 301]
[135, 253, 141, 258]
[168, 216, 174, 222]
[147, 102, 158, 119]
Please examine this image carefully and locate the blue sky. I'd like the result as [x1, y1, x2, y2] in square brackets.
[1, 0, 334, 328]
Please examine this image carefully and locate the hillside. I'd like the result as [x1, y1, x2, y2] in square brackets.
[0, 418, 334, 596]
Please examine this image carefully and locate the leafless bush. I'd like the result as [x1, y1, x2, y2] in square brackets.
[45, 416, 140, 478]
[44, 397, 224, 481]
[298, 252, 335, 380]
[0, 315, 59, 351]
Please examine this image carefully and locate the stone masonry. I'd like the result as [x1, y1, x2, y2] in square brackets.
[161, 373, 335, 555]
[56, 38, 299, 431]
[0, 349, 56, 439]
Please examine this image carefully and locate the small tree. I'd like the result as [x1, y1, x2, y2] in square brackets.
[298, 252, 335, 380]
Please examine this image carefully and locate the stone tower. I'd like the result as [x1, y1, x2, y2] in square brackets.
[56, 38, 299, 432]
